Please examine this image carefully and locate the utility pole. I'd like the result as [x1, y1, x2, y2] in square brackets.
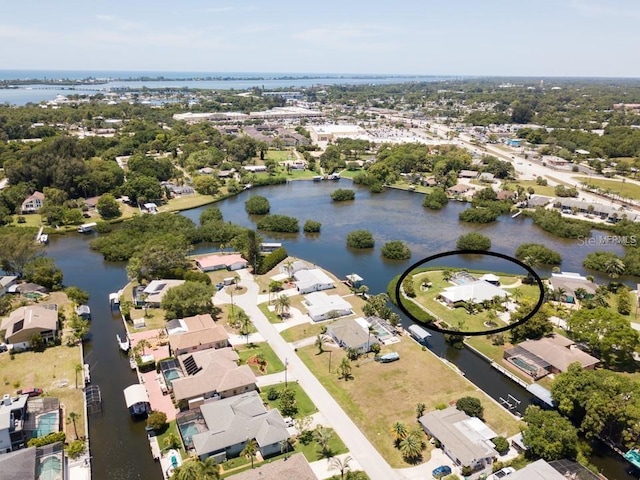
[285, 358, 288, 388]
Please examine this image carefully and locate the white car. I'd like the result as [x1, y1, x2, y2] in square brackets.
[488, 467, 516, 480]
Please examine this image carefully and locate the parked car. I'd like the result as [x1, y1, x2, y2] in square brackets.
[19, 387, 43, 397]
[488, 466, 516, 480]
[432, 465, 452, 478]
[215, 282, 224, 291]
[283, 416, 295, 427]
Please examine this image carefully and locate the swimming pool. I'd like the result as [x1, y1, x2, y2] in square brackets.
[163, 368, 182, 388]
[37, 455, 61, 480]
[35, 412, 58, 438]
[511, 356, 538, 375]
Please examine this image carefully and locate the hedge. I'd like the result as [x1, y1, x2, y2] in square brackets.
[257, 247, 288, 275]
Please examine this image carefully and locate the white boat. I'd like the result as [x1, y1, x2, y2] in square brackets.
[77, 222, 97, 233]
[165, 449, 182, 477]
[38, 234, 49, 244]
[116, 334, 130, 352]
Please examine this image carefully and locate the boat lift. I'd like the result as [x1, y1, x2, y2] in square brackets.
[499, 394, 521, 412]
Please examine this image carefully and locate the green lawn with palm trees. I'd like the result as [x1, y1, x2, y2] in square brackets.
[574, 176, 640, 201]
[406, 270, 538, 333]
[236, 343, 285, 375]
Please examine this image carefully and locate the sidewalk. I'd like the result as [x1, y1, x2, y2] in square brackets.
[228, 269, 398, 480]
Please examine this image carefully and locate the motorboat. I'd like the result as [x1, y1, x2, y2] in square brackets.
[116, 334, 130, 352]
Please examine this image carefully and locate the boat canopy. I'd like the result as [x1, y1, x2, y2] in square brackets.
[123, 384, 149, 408]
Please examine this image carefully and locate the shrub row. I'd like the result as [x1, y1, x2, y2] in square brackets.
[257, 247, 288, 275]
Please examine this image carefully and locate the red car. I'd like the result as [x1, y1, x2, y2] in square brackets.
[19, 387, 43, 397]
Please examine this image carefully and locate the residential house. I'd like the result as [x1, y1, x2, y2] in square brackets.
[478, 172, 495, 183]
[191, 391, 289, 463]
[227, 453, 316, 480]
[195, 254, 248, 272]
[21, 192, 45, 213]
[0, 276, 17, 297]
[509, 458, 601, 480]
[421, 176, 437, 187]
[504, 334, 599, 379]
[556, 198, 621, 220]
[1, 305, 59, 349]
[303, 292, 353, 322]
[169, 324, 229, 356]
[419, 407, 498, 472]
[327, 317, 378, 354]
[172, 347, 257, 409]
[0, 441, 66, 479]
[439, 281, 509, 307]
[549, 272, 596, 303]
[542, 155, 570, 168]
[458, 170, 479, 179]
[496, 190, 516, 201]
[293, 268, 335, 294]
[448, 184, 472, 196]
[165, 314, 217, 336]
[524, 195, 552, 208]
[280, 260, 309, 277]
[0, 394, 29, 453]
[136, 280, 185, 308]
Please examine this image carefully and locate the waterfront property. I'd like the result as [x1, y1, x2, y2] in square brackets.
[509, 458, 602, 480]
[549, 272, 596, 303]
[227, 452, 316, 480]
[0, 393, 29, 453]
[21, 191, 45, 214]
[419, 406, 498, 473]
[191, 391, 290, 463]
[408, 324, 432, 344]
[303, 291, 353, 322]
[504, 334, 599, 379]
[294, 268, 335, 294]
[327, 318, 379, 354]
[24, 397, 61, 440]
[0, 441, 66, 480]
[439, 280, 509, 307]
[0, 276, 18, 297]
[195, 253, 248, 272]
[168, 323, 229, 356]
[171, 347, 257, 409]
[1, 304, 59, 349]
[134, 279, 185, 308]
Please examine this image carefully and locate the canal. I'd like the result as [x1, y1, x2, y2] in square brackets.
[46, 180, 636, 479]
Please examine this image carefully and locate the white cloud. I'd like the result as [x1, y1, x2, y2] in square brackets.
[94, 13, 143, 31]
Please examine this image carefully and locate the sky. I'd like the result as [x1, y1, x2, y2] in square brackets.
[1, 0, 640, 77]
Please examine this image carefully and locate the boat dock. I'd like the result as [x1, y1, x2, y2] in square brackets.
[490, 361, 529, 388]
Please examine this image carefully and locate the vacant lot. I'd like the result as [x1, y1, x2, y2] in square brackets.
[236, 343, 285, 375]
[259, 381, 317, 418]
[298, 337, 521, 467]
[574, 176, 640, 201]
[0, 345, 86, 441]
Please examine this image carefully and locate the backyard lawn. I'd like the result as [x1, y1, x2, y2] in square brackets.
[259, 381, 318, 417]
[510, 179, 557, 197]
[236, 343, 285, 375]
[0, 345, 86, 441]
[297, 338, 522, 467]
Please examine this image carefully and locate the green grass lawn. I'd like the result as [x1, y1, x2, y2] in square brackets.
[297, 338, 522, 467]
[293, 427, 348, 462]
[280, 322, 327, 343]
[407, 271, 537, 333]
[258, 302, 283, 324]
[260, 382, 318, 418]
[510, 179, 557, 197]
[236, 343, 285, 375]
[10, 214, 43, 227]
[156, 420, 187, 459]
[573, 176, 640, 201]
[265, 149, 294, 161]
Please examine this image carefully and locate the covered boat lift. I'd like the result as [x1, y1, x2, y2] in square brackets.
[123, 384, 150, 417]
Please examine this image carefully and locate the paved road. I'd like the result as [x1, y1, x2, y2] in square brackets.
[217, 269, 399, 480]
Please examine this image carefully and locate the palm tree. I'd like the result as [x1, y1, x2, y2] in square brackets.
[172, 457, 220, 480]
[390, 422, 408, 446]
[399, 431, 424, 462]
[555, 287, 567, 302]
[74, 363, 83, 389]
[67, 411, 80, 439]
[241, 439, 259, 469]
[329, 455, 353, 480]
[284, 259, 295, 280]
[137, 339, 151, 356]
[315, 334, 328, 354]
[314, 426, 333, 458]
[604, 257, 626, 280]
[164, 432, 181, 450]
[238, 312, 252, 345]
[337, 357, 352, 380]
[416, 402, 426, 418]
[574, 287, 588, 301]
[366, 325, 376, 352]
[274, 294, 291, 318]
[511, 288, 524, 304]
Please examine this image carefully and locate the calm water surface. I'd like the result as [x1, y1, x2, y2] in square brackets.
[46, 180, 635, 479]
